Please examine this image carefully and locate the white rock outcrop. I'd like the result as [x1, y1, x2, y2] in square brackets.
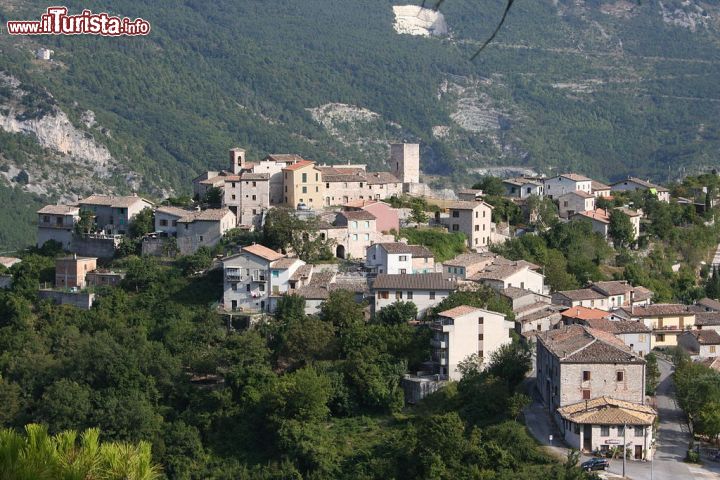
[392, 5, 448, 37]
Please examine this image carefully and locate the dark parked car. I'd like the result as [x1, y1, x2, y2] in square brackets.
[581, 458, 609, 471]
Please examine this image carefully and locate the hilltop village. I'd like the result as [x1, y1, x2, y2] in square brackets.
[5, 143, 720, 475]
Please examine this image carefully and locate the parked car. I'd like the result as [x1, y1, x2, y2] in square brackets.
[296, 202, 310, 211]
[581, 458, 609, 471]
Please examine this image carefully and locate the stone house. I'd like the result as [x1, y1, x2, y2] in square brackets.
[469, 258, 545, 294]
[543, 173, 592, 200]
[557, 190, 595, 218]
[176, 209, 236, 255]
[678, 330, 720, 359]
[78, 195, 154, 236]
[536, 325, 647, 410]
[503, 177, 544, 198]
[442, 201, 494, 251]
[37, 205, 80, 249]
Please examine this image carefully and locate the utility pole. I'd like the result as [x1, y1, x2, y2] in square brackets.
[622, 422, 627, 477]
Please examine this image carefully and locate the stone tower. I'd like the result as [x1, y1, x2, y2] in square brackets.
[230, 148, 246, 174]
[390, 143, 420, 184]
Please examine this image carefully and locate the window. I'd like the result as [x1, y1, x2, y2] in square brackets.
[396, 291, 403, 300]
[252, 195, 256, 201]
[364, 221, 370, 229]
[639, 334, 645, 341]
[272, 270, 279, 278]
[302, 173, 307, 183]
[712, 346, 717, 353]
[259, 283, 265, 292]
[407, 291, 413, 300]
[364, 234, 369, 241]
[616, 371, 624, 382]
[43, 215, 50, 222]
[302, 187, 307, 194]
[617, 425, 625, 436]
[452, 210, 460, 218]
[172, 220, 178, 227]
[326, 183, 330, 188]
[399, 255, 408, 261]
[478, 334, 484, 341]
[352, 221, 358, 229]
[199, 236, 204, 242]
[231, 194, 236, 200]
[583, 371, 591, 381]
[474, 225, 479, 231]
[478, 317, 484, 325]
[452, 224, 459, 231]
[378, 291, 389, 299]
[246, 284, 251, 292]
[160, 219, 168, 226]
[353, 234, 358, 241]
[399, 269, 407, 274]
[252, 181, 257, 187]
[429, 291, 436, 300]
[582, 389, 591, 400]
[635, 426, 644, 437]
[656, 334, 665, 342]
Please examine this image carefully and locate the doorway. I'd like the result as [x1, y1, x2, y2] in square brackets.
[336, 244, 346, 259]
[583, 425, 592, 452]
[634, 445, 643, 460]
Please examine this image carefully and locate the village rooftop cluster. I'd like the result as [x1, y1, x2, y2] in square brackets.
[13, 143, 717, 461]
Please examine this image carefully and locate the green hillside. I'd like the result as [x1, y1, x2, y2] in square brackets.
[0, 0, 719, 249]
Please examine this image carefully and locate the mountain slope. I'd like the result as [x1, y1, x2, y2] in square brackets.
[0, 0, 719, 249]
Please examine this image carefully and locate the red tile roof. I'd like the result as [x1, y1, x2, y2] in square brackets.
[282, 160, 315, 171]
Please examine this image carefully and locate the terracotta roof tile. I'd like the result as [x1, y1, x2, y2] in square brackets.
[558, 396, 656, 426]
[37, 205, 79, 215]
[372, 273, 456, 291]
[282, 160, 315, 171]
[242, 244, 285, 262]
[438, 305, 483, 319]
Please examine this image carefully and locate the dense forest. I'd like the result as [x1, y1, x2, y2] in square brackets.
[1, 0, 720, 248]
[0, 247, 597, 479]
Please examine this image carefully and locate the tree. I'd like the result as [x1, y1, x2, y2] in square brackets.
[129, 207, 154, 239]
[706, 267, 720, 300]
[76, 209, 96, 234]
[472, 176, 505, 196]
[645, 353, 660, 395]
[203, 187, 223, 207]
[609, 209, 634, 248]
[319, 290, 366, 333]
[525, 194, 558, 230]
[409, 203, 429, 224]
[374, 301, 418, 325]
[263, 208, 334, 262]
[0, 424, 162, 480]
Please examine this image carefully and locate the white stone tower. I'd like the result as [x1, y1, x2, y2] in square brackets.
[230, 148, 246, 174]
[390, 143, 420, 184]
